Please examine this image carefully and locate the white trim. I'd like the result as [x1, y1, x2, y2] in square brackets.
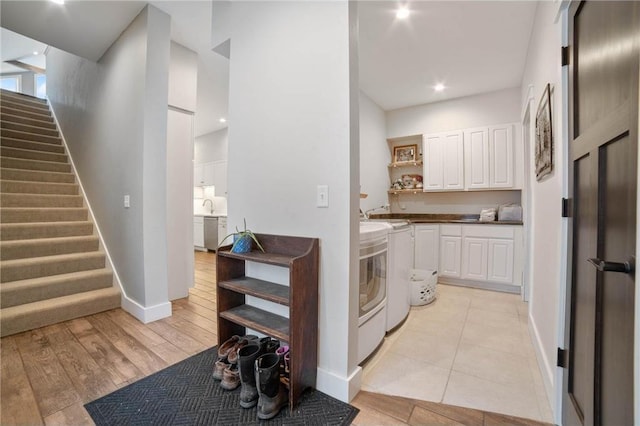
[520, 84, 535, 303]
[121, 298, 172, 324]
[528, 313, 555, 415]
[48, 101, 171, 324]
[316, 365, 363, 403]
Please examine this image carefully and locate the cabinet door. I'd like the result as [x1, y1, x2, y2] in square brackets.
[442, 131, 464, 190]
[489, 124, 514, 188]
[194, 221, 204, 247]
[194, 164, 205, 186]
[464, 128, 489, 189]
[423, 134, 443, 190]
[487, 238, 514, 283]
[212, 160, 228, 196]
[414, 225, 439, 271]
[439, 236, 461, 277]
[203, 162, 215, 186]
[461, 237, 488, 281]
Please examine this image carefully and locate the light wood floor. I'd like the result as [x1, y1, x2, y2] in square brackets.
[1, 251, 550, 425]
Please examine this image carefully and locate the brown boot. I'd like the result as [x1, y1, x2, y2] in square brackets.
[220, 363, 240, 390]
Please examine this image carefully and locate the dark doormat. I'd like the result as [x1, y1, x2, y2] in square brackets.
[85, 346, 359, 425]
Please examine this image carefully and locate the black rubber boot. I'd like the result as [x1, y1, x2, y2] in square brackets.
[255, 353, 288, 420]
[238, 344, 262, 408]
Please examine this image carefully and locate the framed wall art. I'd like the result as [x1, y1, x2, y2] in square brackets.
[535, 83, 553, 181]
[393, 144, 417, 164]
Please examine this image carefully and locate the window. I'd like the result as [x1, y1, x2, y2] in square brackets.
[35, 74, 46, 99]
[1, 75, 21, 93]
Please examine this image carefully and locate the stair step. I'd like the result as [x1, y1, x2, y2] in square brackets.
[1, 156, 71, 173]
[0, 193, 84, 208]
[0, 167, 75, 184]
[1, 128, 61, 145]
[1, 146, 68, 163]
[1, 136, 66, 154]
[0, 97, 50, 115]
[0, 268, 113, 308]
[0, 112, 57, 130]
[0, 221, 93, 241]
[0, 89, 48, 106]
[1, 121, 59, 137]
[0, 286, 120, 337]
[0, 207, 88, 223]
[0, 105, 53, 123]
[1, 235, 99, 260]
[0, 251, 106, 282]
[0, 179, 79, 195]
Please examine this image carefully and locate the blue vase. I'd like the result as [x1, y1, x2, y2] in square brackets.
[232, 235, 252, 253]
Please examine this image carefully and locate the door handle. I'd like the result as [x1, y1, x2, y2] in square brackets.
[587, 257, 634, 274]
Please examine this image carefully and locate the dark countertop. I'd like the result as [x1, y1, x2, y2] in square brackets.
[368, 213, 523, 226]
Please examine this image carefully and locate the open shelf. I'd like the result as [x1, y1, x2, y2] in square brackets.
[388, 161, 423, 168]
[216, 233, 319, 411]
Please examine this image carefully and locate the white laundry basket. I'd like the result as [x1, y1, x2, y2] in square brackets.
[410, 268, 437, 306]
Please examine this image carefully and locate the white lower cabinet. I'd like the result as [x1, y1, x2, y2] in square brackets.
[461, 237, 488, 280]
[194, 216, 204, 248]
[487, 238, 514, 283]
[413, 224, 439, 271]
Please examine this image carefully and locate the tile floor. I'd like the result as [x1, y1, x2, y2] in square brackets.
[361, 284, 554, 423]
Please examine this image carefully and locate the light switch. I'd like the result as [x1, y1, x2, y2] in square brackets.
[317, 185, 329, 208]
[124, 195, 130, 208]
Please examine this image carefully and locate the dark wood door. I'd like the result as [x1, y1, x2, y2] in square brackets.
[564, 2, 639, 425]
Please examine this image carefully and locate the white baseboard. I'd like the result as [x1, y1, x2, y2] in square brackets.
[316, 366, 363, 403]
[121, 295, 172, 323]
[528, 312, 556, 416]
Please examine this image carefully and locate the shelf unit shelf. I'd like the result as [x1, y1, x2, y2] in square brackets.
[388, 161, 423, 168]
[388, 189, 424, 195]
[216, 233, 319, 411]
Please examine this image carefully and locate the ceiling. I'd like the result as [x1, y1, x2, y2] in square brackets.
[1, 1, 537, 134]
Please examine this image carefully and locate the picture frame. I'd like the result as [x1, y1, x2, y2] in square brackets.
[393, 144, 418, 164]
[535, 83, 553, 181]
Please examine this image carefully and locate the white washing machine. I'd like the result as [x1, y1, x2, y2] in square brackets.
[386, 221, 413, 332]
[357, 221, 391, 364]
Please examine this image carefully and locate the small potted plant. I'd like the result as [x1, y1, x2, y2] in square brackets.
[218, 219, 265, 253]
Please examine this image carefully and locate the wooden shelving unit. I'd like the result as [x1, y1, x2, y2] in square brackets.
[216, 233, 319, 410]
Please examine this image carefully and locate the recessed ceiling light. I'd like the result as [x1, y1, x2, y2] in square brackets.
[51, 0, 65, 4]
[219, 118, 227, 123]
[33, 51, 39, 56]
[434, 83, 445, 92]
[396, 7, 410, 19]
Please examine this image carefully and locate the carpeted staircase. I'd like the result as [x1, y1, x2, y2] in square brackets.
[0, 89, 120, 337]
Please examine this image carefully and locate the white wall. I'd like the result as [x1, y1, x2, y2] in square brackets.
[359, 90, 389, 213]
[224, 0, 360, 402]
[385, 88, 523, 214]
[169, 41, 197, 112]
[46, 5, 172, 321]
[520, 1, 564, 421]
[194, 127, 228, 164]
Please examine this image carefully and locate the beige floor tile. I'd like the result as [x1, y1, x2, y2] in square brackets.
[410, 304, 468, 325]
[389, 329, 459, 369]
[470, 288, 522, 303]
[465, 307, 519, 330]
[469, 297, 519, 316]
[527, 350, 554, 423]
[459, 321, 531, 358]
[404, 315, 465, 340]
[362, 351, 450, 403]
[452, 342, 534, 387]
[443, 370, 542, 421]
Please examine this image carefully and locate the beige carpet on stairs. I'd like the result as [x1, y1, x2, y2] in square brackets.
[0, 89, 120, 337]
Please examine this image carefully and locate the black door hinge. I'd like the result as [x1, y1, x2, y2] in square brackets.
[562, 198, 570, 217]
[557, 348, 568, 368]
[561, 46, 570, 66]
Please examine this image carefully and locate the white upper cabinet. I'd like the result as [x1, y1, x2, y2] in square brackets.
[463, 127, 490, 189]
[423, 131, 464, 191]
[489, 124, 514, 188]
[212, 160, 228, 196]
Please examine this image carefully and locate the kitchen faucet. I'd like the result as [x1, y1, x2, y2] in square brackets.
[203, 198, 215, 214]
[363, 204, 390, 220]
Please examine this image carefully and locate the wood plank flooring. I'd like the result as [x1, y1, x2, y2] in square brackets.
[1, 251, 551, 425]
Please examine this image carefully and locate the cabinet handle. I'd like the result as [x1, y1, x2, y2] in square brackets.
[587, 257, 634, 274]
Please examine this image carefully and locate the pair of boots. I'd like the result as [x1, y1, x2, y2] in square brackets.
[238, 342, 289, 420]
[213, 335, 258, 390]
